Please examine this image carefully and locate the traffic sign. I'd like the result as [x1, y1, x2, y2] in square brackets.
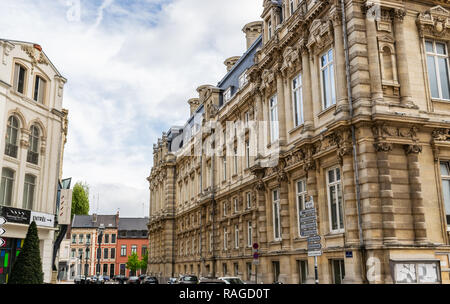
[300, 209, 316, 217]
[253, 253, 259, 259]
[0, 216, 6, 226]
[301, 222, 317, 229]
[305, 201, 314, 209]
[252, 259, 260, 265]
[252, 243, 259, 250]
[300, 217, 316, 224]
[307, 236, 321, 243]
[0, 228, 5, 236]
[307, 243, 322, 250]
[301, 229, 318, 237]
[308, 250, 322, 257]
[0, 238, 4, 247]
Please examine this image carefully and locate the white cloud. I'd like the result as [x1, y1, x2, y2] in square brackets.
[1, 0, 263, 216]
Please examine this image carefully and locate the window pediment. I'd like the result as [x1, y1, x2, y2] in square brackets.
[417, 5, 450, 39]
[307, 19, 334, 55]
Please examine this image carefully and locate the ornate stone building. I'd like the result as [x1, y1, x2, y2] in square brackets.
[147, 0, 450, 284]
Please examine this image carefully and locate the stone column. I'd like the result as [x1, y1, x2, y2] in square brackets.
[364, 3, 383, 102]
[330, 7, 349, 117]
[279, 177, 290, 251]
[405, 144, 427, 244]
[392, 9, 413, 105]
[255, 184, 267, 284]
[375, 142, 397, 244]
[300, 44, 314, 132]
[276, 70, 287, 145]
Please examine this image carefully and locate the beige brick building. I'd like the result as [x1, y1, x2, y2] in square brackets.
[147, 0, 450, 284]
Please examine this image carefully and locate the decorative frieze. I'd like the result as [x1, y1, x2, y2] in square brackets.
[417, 5, 450, 39]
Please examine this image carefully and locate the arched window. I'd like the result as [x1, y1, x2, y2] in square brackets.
[0, 168, 15, 206]
[27, 125, 40, 165]
[23, 174, 36, 210]
[5, 116, 19, 158]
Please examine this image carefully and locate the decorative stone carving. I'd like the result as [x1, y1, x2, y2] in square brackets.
[371, 123, 419, 141]
[404, 144, 422, 155]
[280, 46, 300, 76]
[432, 128, 450, 141]
[260, 69, 275, 93]
[307, 18, 334, 55]
[374, 141, 393, 152]
[417, 5, 450, 39]
[21, 44, 49, 66]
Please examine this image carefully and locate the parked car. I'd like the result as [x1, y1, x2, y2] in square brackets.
[142, 276, 159, 284]
[102, 275, 111, 282]
[178, 275, 199, 284]
[114, 275, 128, 284]
[167, 277, 178, 284]
[96, 275, 106, 284]
[128, 276, 141, 285]
[199, 277, 227, 284]
[138, 274, 147, 283]
[74, 275, 86, 284]
[218, 277, 245, 284]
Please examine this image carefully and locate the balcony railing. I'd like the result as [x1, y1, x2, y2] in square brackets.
[27, 150, 39, 165]
[4, 143, 18, 158]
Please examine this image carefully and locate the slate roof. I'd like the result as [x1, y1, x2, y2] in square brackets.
[71, 214, 118, 228]
[118, 217, 149, 231]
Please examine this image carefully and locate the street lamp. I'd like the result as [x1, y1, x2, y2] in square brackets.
[85, 241, 90, 277]
[97, 224, 105, 277]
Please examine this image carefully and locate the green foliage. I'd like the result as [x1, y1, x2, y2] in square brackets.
[71, 182, 90, 220]
[139, 251, 148, 273]
[8, 221, 43, 284]
[125, 253, 140, 275]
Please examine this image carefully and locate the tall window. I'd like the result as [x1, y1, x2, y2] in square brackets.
[246, 192, 251, 209]
[331, 259, 345, 284]
[27, 125, 39, 165]
[33, 76, 46, 103]
[245, 140, 250, 168]
[234, 198, 238, 213]
[223, 202, 227, 217]
[296, 179, 307, 236]
[22, 174, 36, 210]
[440, 161, 450, 226]
[292, 74, 304, 127]
[272, 189, 281, 241]
[239, 70, 248, 88]
[234, 225, 239, 249]
[320, 49, 336, 109]
[267, 19, 272, 40]
[269, 95, 279, 142]
[223, 156, 227, 181]
[104, 248, 108, 259]
[104, 234, 109, 244]
[247, 221, 252, 247]
[13, 63, 26, 94]
[111, 234, 116, 243]
[289, 0, 295, 16]
[272, 261, 280, 283]
[5, 116, 19, 158]
[298, 260, 308, 284]
[121, 245, 126, 256]
[86, 234, 91, 244]
[223, 227, 228, 251]
[233, 147, 238, 174]
[224, 87, 232, 103]
[131, 245, 137, 254]
[327, 167, 344, 232]
[110, 248, 115, 259]
[78, 234, 84, 244]
[426, 40, 450, 100]
[0, 168, 15, 206]
[209, 232, 213, 252]
[71, 234, 76, 244]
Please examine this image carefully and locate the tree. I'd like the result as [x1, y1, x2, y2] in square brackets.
[71, 182, 90, 220]
[125, 253, 140, 276]
[8, 221, 43, 284]
[139, 251, 149, 274]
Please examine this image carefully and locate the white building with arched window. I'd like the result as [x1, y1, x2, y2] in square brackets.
[0, 39, 68, 284]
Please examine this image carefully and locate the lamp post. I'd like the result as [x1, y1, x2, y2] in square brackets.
[85, 241, 90, 277]
[97, 224, 105, 277]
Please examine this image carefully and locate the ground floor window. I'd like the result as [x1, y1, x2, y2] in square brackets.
[246, 262, 252, 281]
[234, 262, 239, 276]
[331, 259, 345, 284]
[110, 264, 115, 277]
[298, 260, 308, 284]
[223, 263, 228, 276]
[272, 261, 280, 283]
[120, 264, 125, 275]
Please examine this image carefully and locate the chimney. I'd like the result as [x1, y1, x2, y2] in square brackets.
[92, 213, 97, 223]
[188, 98, 200, 116]
[224, 56, 241, 72]
[242, 21, 263, 49]
[116, 211, 120, 227]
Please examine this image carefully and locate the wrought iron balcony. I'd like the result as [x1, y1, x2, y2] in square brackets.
[27, 150, 39, 165]
[4, 143, 18, 158]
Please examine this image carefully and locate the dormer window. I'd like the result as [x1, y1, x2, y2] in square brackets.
[13, 64, 27, 94]
[33, 75, 46, 104]
[239, 71, 248, 89]
[224, 87, 232, 103]
[267, 19, 272, 40]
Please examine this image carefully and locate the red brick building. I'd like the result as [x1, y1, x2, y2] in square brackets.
[116, 218, 149, 277]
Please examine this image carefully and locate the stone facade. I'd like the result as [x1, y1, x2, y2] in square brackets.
[0, 40, 68, 283]
[147, 0, 450, 284]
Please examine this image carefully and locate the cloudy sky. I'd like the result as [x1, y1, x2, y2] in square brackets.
[1, 0, 263, 217]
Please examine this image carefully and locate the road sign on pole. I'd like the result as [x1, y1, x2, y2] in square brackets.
[0, 216, 6, 226]
[0, 238, 4, 247]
